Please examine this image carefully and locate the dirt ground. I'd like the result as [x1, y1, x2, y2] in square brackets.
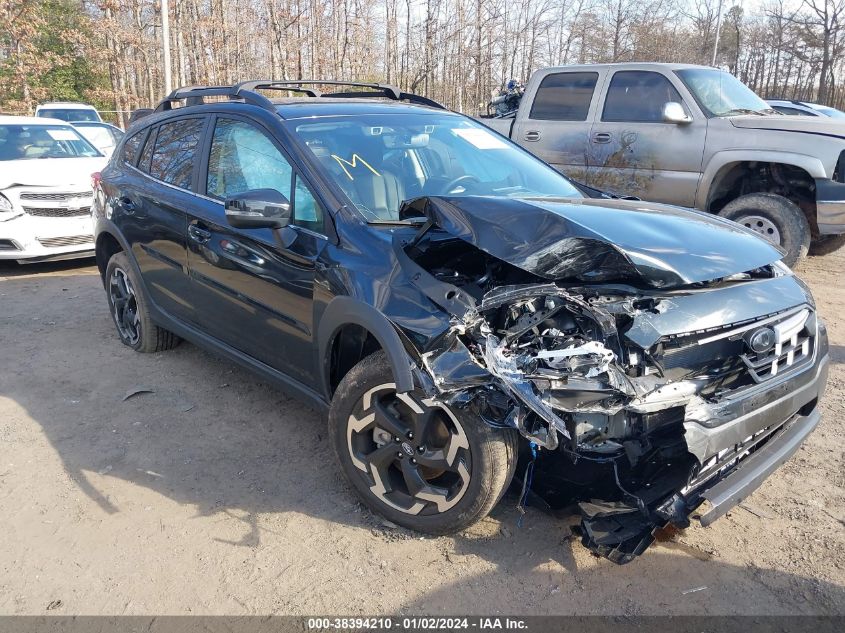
[0, 248, 843, 617]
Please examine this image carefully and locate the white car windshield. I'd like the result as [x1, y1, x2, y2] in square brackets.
[677, 68, 774, 117]
[75, 124, 123, 150]
[0, 124, 102, 161]
[37, 108, 100, 122]
[293, 114, 583, 222]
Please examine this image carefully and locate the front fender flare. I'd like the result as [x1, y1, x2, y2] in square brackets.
[317, 296, 416, 398]
[697, 151, 828, 209]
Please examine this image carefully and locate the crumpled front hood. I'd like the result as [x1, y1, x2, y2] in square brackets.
[0, 157, 107, 190]
[730, 115, 845, 138]
[412, 195, 784, 288]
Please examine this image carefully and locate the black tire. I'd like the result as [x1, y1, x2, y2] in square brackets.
[810, 234, 845, 257]
[718, 193, 811, 267]
[329, 351, 518, 535]
[104, 251, 180, 353]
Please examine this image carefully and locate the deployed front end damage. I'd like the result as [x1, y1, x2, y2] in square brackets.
[392, 195, 830, 564]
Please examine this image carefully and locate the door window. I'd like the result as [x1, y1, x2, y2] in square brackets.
[602, 71, 685, 122]
[207, 118, 324, 233]
[207, 118, 292, 199]
[529, 72, 598, 121]
[148, 118, 204, 188]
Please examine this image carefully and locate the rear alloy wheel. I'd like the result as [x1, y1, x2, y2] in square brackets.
[104, 251, 180, 353]
[329, 352, 517, 534]
[718, 193, 811, 267]
[109, 266, 141, 346]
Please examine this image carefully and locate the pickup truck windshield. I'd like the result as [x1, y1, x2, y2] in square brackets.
[677, 68, 773, 117]
[0, 124, 101, 160]
[293, 114, 583, 222]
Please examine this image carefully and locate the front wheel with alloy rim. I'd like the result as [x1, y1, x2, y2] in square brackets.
[329, 352, 518, 534]
[717, 193, 811, 267]
[105, 251, 180, 353]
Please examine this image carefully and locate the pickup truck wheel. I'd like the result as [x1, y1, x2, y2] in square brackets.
[329, 351, 518, 535]
[105, 252, 180, 353]
[718, 193, 810, 267]
[810, 234, 845, 257]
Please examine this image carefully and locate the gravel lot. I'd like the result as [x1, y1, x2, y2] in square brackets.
[0, 249, 843, 616]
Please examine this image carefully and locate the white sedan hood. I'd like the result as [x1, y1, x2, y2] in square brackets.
[0, 157, 108, 190]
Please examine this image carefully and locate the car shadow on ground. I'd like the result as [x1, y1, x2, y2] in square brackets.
[2, 260, 844, 615]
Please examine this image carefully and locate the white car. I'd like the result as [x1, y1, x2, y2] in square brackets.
[35, 102, 102, 123]
[767, 99, 845, 119]
[71, 121, 125, 159]
[0, 116, 107, 263]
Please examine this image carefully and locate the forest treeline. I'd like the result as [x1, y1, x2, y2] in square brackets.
[1, 0, 843, 126]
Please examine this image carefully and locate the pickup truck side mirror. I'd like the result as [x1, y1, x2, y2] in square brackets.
[224, 189, 292, 230]
[663, 101, 693, 124]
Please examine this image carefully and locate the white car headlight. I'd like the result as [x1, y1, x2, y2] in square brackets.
[772, 260, 794, 277]
[0, 193, 13, 213]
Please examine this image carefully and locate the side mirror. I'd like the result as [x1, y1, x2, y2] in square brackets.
[662, 101, 693, 124]
[224, 189, 291, 230]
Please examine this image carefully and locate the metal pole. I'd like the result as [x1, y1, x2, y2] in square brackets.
[712, 0, 724, 67]
[161, 0, 173, 94]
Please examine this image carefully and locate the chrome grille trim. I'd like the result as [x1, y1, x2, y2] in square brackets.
[37, 235, 94, 248]
[19, 190, 93, 201]
[23, 206, 91, 218]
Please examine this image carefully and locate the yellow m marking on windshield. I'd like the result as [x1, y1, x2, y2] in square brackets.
[331, 154, 381, 181]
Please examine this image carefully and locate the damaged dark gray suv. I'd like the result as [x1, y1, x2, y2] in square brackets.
[93, 82, 830, 563]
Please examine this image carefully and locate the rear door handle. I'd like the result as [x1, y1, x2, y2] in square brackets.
[592, 132, 612, 144]
[188, 224, 212, 244]
[524, 130, 541, 142]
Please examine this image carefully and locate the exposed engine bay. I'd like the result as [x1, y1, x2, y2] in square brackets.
[393, 196, 827, 563]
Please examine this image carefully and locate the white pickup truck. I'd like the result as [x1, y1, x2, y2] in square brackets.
[478, 63, 845, 266]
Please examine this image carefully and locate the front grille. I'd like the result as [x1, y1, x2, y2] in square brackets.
[19, 191, 93, 201]
[741, 309, 814, 382]
[654, 307, 815, 386]
[23, 206, 91, 218]
[37, 235, 93, 248]
[835, 150, 845, 183]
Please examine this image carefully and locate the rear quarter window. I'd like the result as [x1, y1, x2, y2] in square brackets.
[148, 118, 204, 189]
[122, 131, 143, 166]
[529, 72, 599, 121]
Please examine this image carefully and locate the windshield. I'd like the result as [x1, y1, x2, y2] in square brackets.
[75, 124, 123, 149]
[0, 124, 102, 160]
[291, 113, 583, 222]
[815, 105, 845, 119]
[37, 108, 100, 122]
[676, 69, 772, 117]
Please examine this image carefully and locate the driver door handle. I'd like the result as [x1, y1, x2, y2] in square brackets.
[188, 224, 212, 244]
[592, 132, 612, 144]
[524, 130, 541, 142]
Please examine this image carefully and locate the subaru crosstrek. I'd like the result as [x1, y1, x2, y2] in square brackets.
[92, 81, 829, 563]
